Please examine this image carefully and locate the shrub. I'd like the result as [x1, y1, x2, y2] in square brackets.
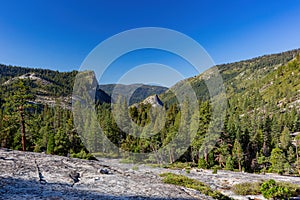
[225, 156, 234, 171]
[167, 162, 194, 169]
[159, 173, 232, 200]
[212, 165, 220, 174]
[212, 168, 218, 174]
[233, 180, 300, 198]
[71, 149, 96, 160]
[198, 157, 208, 169]
[277, 181, 300, 197]
[233, 182, 261, 195]
[260, 179, 291, 199]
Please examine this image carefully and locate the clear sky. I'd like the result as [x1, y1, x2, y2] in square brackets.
[0, 0, 300, 86]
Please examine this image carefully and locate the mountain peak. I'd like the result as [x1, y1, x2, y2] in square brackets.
[142, 94, 164, 107]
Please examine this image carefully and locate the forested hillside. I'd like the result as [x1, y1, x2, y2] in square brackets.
[161, 48, 300, 104]
[1, 49, 300, 175]
[0, 64, 77, 97]
[86, 49, 300, 174]
[0, 79, 94, 159]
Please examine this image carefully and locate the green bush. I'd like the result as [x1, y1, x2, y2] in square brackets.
[92, 152, 120, 159]
[233, 180, 300, 198]
[71, 149, 95, 160]
[198, 157, 208, 169]
[212, 165, 220, 174]
[119, 158, 134, 164]
[212, 168, 218, 174]
[159, 173, 232, 200]
[225, 156, 234, 171]
[167, 162, 194, 169]
[233, 182, 261, 195]
[277, 181, 300, 197]
[260, 179, 291, 199]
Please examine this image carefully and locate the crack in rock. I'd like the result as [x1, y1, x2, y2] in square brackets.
[34, 159, 47, 184]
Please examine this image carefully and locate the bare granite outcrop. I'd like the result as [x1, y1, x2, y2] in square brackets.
[0, 149, 212, 200]
[1, 149, 300, 200]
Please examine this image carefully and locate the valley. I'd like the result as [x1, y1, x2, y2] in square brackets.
[1, 49, 300, 199]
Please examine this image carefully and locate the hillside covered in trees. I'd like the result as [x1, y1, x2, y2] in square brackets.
[1, 49, 300, 175]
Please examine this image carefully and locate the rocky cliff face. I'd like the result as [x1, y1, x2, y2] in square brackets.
[142, 94, 164, 107]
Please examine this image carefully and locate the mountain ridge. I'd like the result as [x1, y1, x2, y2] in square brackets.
[99, 84, 168, 105]
[1, 48, 300, 106]
[160, 48, 300, 105]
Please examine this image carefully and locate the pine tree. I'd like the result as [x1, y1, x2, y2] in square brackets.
[270, 147, 286, 174]
[225, 155, 234, 171]
[257, 153, 268, 174]
[36, 121, 53, 152]
[262, 115, 272, 156]
[54, 127, 70, 156]
[287, 146, 295, 165]
[193, 101, 211, 164]
[4, 79, 35, 151]
[280, 126, 291, 151]
[232, 139, 243, 171]
[214, 142, 229, 168]
[295, 134, 300, 173]
[47, 133, 55, 154]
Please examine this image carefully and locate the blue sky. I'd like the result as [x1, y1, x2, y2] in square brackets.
[0, 1, 300, 86]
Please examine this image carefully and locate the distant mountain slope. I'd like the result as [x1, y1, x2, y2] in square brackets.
[1, 48, 299, 108]
[1, 72, 76, 108]
[0, 65, 166, 106]
[239, 57, 300, 109]
[0, 64, 77, 97]
[161, 48, 300, 106]
[99, 84, 168, 105]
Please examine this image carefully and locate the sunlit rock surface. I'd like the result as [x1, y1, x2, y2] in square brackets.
[0, 149, 211, 200]
[1, 148, 300, 200]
